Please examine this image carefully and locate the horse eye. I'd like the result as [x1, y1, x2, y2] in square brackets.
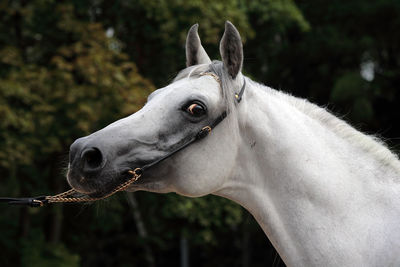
[186, 103, 206, 117]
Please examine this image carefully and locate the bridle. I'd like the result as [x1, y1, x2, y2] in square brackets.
[0, 72, 246, 207]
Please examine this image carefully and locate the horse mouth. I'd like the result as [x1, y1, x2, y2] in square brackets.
[66, 167, 135, 198]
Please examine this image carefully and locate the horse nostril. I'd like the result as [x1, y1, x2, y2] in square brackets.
[81, 147, 103, 171]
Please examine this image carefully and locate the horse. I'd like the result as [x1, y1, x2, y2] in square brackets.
[67, 22, 400, 266]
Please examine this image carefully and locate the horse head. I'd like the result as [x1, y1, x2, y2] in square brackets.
[67, 22, 245, 198]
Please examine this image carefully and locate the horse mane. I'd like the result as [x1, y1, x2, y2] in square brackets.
[252, 80, 400, 175]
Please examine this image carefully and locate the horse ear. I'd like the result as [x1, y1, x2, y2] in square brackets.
[219, 21, 243, 79]
[186, 24, 211, 67]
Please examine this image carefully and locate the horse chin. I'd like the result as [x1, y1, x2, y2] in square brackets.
[126, 172, 173, 194]
[66, 169, 94, 195]
[66, 168, 129, 198]
[127, 182, 171, 194]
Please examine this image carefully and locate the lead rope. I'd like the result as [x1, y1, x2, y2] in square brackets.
[44, 168, 142, 205]
[0, 168, 143, 207]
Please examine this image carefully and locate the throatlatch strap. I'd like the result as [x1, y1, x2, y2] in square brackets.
[235, 79, 246, 103]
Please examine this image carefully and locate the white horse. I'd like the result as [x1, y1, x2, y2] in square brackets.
[67, 22, 400, 266]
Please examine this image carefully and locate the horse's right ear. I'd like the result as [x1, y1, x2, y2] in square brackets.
[186, 24, 211, 67]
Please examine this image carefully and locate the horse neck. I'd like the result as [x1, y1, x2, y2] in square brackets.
[215, 81, 400, 266]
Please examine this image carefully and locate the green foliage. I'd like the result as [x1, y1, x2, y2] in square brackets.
[21, 232, 80, 267]
[0, 2, 153, 265]
[162, 194, 243, 244]
[135, 0, 253, 43]
[0, 3, 153, 169]
[247, 0, 310, 32]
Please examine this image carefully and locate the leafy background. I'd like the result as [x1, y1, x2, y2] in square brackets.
[1, 0, 399, 266]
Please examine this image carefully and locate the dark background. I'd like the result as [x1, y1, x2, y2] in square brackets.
[1, 0, 399, 266]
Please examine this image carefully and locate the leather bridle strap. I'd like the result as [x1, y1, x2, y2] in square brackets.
[235, 78, 246, 103]
[0, 73, 245, 207]
[140, 111, 228, 172]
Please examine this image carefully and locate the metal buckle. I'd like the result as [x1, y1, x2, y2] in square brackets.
[133, 167, 143, 176]
[196, 126, 212, 140]
[202, 126, 211, 133]
[128, 168, 143, 180]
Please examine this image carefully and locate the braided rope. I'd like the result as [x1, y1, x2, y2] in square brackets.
[45, 168, 142, 204]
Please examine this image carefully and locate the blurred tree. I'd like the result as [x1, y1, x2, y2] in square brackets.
[246, 0, 400, 136]
[0, 2, 153, 266]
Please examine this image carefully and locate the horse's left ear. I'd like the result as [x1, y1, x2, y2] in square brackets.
[219, 21, 243, 79]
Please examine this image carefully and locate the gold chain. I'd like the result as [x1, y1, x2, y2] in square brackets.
[44, 168, 142, 204]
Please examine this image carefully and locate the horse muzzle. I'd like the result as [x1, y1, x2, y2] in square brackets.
[67, 136, 110, 194]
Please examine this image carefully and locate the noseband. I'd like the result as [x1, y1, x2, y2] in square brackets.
[0, 72, 246, 207]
